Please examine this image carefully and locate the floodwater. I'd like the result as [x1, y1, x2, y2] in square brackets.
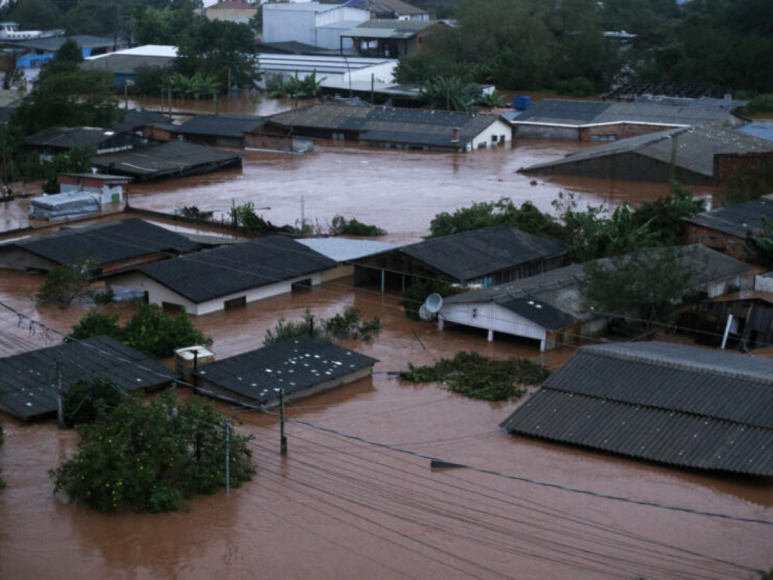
[1, 269, 772, 580]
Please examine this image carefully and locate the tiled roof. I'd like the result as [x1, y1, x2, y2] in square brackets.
[500, 341, 773, 475]
[683, 195, 773, 238]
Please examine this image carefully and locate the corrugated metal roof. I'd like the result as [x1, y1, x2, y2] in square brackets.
[194, 336, 377, 403]
[345, 0, 427, 16]
[400, 225, 570, 282]
[2, 218, 200, 267]
[111, 109, 173, 134]
[5, 34, 115, 51]
[522, 125, 773, 179]
[138, 235, 337, 303]
[175, 114, 265, 138]
[296, 238, 399, 262]
[81, 54, 175, 75]
[0, 335, 177, 421]
[736, 122, 773, 143]
[342, 19, 440, 39]
[500, 341, 773, 475]
[499, 296, 577, 331]
[24, 126, 122, 149]
[683, 195, 773, 238]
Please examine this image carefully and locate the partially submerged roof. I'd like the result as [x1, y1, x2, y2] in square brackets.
[194, 336, 378, 404]
[267, 104, 505, 148]
[736, 122, 773, 143]
[81, 53, 175, 75]
[521, 125, 773, 180]
[683, 195, 773, 238]
[500, 341, 773, 476]
[0, 335, 177, 421]
[175, 114, 265, 138]
[512, 98, 744, 128]
[91, 141, 242, 180]
[297, 237, 399, 263]
[1, 218, 199, 268]
[24, 126, 122, 149]
[111, 109, 173, 134]
[400, 225, 570, 282]
[137, 236, 337, 304]
[28, 192, 100, 220]
[342, 19, 441, 39]
[61, 172, 132, 183]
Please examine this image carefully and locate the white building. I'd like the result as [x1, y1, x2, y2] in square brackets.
[263, 3, 370, 50]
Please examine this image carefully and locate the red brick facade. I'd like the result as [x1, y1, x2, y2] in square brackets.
[683, 223, 746, 260]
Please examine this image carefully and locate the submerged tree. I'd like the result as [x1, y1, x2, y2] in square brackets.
[420, 76, 476, 112]
[35, 257, 99, 307]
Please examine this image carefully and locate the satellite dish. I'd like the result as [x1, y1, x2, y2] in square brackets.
[419, 304, 434, 322]
[425, 293, 443, 313]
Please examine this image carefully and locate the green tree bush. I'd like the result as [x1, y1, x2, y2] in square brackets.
[401, 279, 454, 321]
[428, 199, 561, 239]
[744, 217, 773, 270]
[42, 146, 94, 193]
[35, 257, 99, 307]
[400, 351, 550, 401]
[632, 182, 706, 246]
[50, 391, 255, 513]
[420, 76, 476, 111]
[329, 215, 386, 237]
[63, 377, 125, 428]
[0, 422, 5, 490]
[263, 308, 382, 345]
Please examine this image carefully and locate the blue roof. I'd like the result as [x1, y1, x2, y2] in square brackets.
[736, 122, 773, 143]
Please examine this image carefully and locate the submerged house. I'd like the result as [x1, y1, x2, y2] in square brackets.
[682, 297, 773, 350]
[172, 114, 266, 149]
[296, 237, 400, 281]
[438, 244, 748, 351]
[342, 19, 445, 57]
[352, 225, 570, 291]
[192, 336, 378, 407]
[110, 236, 337, 316]
[500, 341, 773, 476]
[0, 335, 177, 421]
[24, 126, 142, 161]
[260, 104, 512, 152]
[0, 218, 200, 275]
[519, 125, 773, 185]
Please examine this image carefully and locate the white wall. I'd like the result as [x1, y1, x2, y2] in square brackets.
[439, 303, 547, 343]
[263, 6, 317, 45]
[111, 271, 323, 316]
[470, 119, 513, 150]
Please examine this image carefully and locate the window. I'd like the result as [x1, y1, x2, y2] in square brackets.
[162, 301, 184, 314]
[292, 279, 313, 291]
[224, 296, 246, 310]
[492, 135, 499, 143]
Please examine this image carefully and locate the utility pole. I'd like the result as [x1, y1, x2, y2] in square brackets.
[56, 360, 65, 430]
[279, 387, 287, 456]
[224, 417, 231, 494]
[371, 72, 375, 104]
[300, 195, 306, 232]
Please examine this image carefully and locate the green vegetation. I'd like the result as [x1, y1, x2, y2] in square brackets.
[69, 304, 212, 359]
[579, 247, 697, 333]
[420, 76, 476, 112]
[400, 351, 550, 401]
[329, 215, 386, 237]
[400, 279, 455, 321]
[267, 71, 325, 100]
[429, 199, 561, 239]
[744, 218, 773, 270]
[0, 422, 5, 490]
[162, 72, 220, 100]
[50, 391, 255, 513]
[63, 378, 125, 428]
[263, 308, 382, 346]
[629, 183, 706, 246]
[35, 257, 99, 307]
[759, 569, 773, 580]
[42, 146, 94, 193]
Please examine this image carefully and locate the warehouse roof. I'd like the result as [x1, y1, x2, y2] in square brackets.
[521, 125, 773, 179]
[5, 34, 115, 52]
[91, 141, 242, 180]
[0, 335, 177, 421]
[175, 114, 266, 138]
[194, 336, 378, 404]
[342, 19, 441, 39]
[400, 225, 570, 282]
[345, 0, 427, 16]
[24, 126, 123, 149]
[444, 244, 748, 330]
[297, 237, 399, 262]
[500, 341, 773, 476]
[512, 98, 744, 128]
[111, 108, 173, 134]
[81, 53, 175, 75]
[138, 236, 337, 303]
[682, 195, 773, 238]
[2, 218, 199, 268]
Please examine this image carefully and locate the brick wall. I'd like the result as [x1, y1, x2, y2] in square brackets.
[683, 223, 746, 259]
[579, 123, 669, 142]
[714, 151, 773, 185]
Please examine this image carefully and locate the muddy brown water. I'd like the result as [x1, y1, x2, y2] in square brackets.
[0, 96, 767, 579]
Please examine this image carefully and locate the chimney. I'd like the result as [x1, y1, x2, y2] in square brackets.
[451, 127, 460, 143]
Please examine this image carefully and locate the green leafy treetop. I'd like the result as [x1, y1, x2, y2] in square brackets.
[50, 391, 255, 513]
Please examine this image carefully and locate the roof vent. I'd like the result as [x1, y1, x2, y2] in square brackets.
[174, 345, 216, 380]
[451, 127, 460, 143]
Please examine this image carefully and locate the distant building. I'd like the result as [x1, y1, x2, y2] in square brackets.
[352, 225, 571, 292]
[81, 46, 178, 87]
[297, 237, 400, 281]
[0, 335, 177, 421]
[28, 173, 131, 221]
[341, 19, 445, 57]
[683, 297, 773, 350]
[263, 3, 371, 51]
[192, 336, 378, 407]
[24, 127, 142, 161]
[519, 125, 773, 185]
[172, 114, 267, 148]
[508, 98, 747, 142]
[196, 1, 258, 23]
[683, 195, 773, 259]
[602, 81, 730, 102]
[57, 173, 131, 204]
[2, 34, 117, 69]
[110, 236, 337, 315]
[259, 104, 512, 152]
[438, 244, 748, 351]
[344, 0, 432, 20]
[0, 218, 200, 275]
[500, 341, 773, 476]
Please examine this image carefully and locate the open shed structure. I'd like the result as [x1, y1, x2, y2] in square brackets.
[0, 335, 177, 421]
[500, 341, 773, 476]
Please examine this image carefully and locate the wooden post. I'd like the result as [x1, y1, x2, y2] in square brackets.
[56, 360, 65, 429]
[279, 388, 287, 456]
[371, 72, 375, 104]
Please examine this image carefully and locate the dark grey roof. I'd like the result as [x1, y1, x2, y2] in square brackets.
[194, 336, 377, 403]
[80, 54, 175, 75]
[138, 236, 337, 303]
[6, 34, 115, 52]
[400, 225, 570, 282]
[0, 335, 177, 421]
[175, 114, 265, 138]
[91, 141, 242, 180]
[342, 19, 441, 39]
[736, 122, 773, 143]
[5, 218, 199, 268]
[444, 244, 748, 327]
[111, 108, 173, 134]
[683, 195, 773, 239]
[500, 341, 773, 475]
[24, 126, 122, 149]
[513, 98, 743, 128]
[522, 125, 773, 179]
[267, 104, 503, 147]
[256, 41, 343, 55]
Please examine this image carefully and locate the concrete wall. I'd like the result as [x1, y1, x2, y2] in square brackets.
[470, 119, 513, 150]
[263, 6, 317, 45]
[0, 247, 58, 272]
[514, 124, 580, 141]
[439, 302, 548, 349]
[111, 270, 324, 316]
[755, 275, 773, 293]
